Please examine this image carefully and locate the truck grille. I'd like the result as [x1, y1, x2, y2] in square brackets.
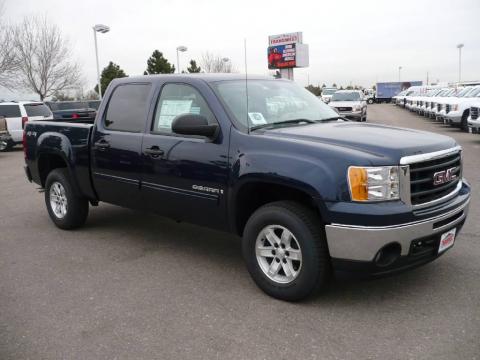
[445, 104, 451, 114]
[471, 107, 479, 120]
[336, 107, 352, 112]
[409, 151, 462, 205]
[437, 104, 442, 112]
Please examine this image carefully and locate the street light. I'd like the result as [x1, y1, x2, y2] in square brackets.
[457, 43, 464, 83]
[398, 66, 402, 82]
[93, 24, 110, 99]
[176, 46, 188, 73]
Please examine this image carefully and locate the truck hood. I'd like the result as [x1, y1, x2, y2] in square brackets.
[260, 121, 457, 162]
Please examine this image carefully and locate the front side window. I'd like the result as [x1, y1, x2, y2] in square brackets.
[0, 105, 21, 118]
[105, 84, 151, 132]
[153, 83, 216, 133]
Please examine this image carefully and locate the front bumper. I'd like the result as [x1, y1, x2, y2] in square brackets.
[324, 181, 471, 275]
[445, 111, 462, 124]
[468, 117, 480, 132]
[338, 111, 362, 120]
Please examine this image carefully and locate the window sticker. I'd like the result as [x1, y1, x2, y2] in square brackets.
[190, 106, 201, 115]
[157, 100, 193, 129]
[248, 112, 267, 125]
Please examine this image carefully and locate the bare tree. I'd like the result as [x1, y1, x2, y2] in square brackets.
[200, 52, 236, 73]
[0, 1, 18, 89]
[14, 17, 81, 100]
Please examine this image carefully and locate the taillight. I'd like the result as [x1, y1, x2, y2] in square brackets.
[72, 113, 79, 119]
[22, 116, 28, 129]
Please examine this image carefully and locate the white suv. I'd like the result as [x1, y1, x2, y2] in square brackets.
[0, 101, 53, 151]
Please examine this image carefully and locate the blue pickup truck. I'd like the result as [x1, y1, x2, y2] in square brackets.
[23, 74, 471, 301]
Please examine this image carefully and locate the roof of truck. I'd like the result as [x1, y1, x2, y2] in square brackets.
[111, 73, 275, 84]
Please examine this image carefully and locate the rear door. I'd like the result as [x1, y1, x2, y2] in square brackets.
[23, 103, 54, 122]
[91, 82, 153, 208]
[0, 104, 23, 143]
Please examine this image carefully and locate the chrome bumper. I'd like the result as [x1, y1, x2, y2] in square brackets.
[325, 198, 470, 261]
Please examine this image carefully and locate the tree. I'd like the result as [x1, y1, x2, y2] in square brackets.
[14, 16, 81, 100]
[332, 83, 337, 88]
[0, 1, 18, 90]
[51, 91, 74, 101]
[321, 83, 326, 88]
[85, 90, 99, 100]
[305, 85, 322, 96]
[201, 52, 235, 73]
[94, 61, 127, 95]
[143, 50, 175, 75]
[187, 59, 201, 73]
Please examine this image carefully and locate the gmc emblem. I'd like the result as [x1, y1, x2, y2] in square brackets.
[433, 167, 457, 186]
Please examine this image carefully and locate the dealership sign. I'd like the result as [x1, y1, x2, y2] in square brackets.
[268, 32, 303, 46]
[267, 32, 309, 69]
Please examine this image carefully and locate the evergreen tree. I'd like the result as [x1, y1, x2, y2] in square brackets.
[144, 50, 175, 75]
[94, 62, 127, 95]
[187, 60, 201, 73]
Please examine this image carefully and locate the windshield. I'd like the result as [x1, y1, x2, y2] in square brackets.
[331, 92, 361, 101]
[212, 80, 338, 129]
[47, 101, 90, 111]
[451, 87, 471, 97]
[24, 103, 52, 117]
[322, 88, 337, 95]
[465, 87, 480, 97]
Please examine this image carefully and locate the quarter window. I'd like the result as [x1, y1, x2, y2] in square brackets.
[0, 105, 21, 118]
[105, 84, 151, 132]
[153, 83, 216, 133]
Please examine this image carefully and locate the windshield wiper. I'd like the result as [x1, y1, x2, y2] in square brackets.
[250, 118, 316, 131]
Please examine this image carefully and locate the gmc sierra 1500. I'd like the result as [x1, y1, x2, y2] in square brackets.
[23, 74, 471, 301]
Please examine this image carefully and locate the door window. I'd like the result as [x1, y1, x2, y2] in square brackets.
[105, 84, 151, 132]
[153, 83, 216, 134]
[0, 105, 21, 118]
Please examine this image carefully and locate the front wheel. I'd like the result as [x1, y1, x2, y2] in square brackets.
[242, 201, 330, 301]
[45, 168, 89, 229]
[367, 98, 374, 104]
[461, 111, 469, 132]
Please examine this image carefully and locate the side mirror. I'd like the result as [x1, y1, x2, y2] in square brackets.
[172, 113, 218, 138]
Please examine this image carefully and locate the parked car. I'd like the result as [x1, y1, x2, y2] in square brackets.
[443, 86, 480, 131]
[328, 90, 367, 121]
[23, 74, 471, 301]
[0, 116, 11, 151]
[435, 87, 474, 122]
[424, 88, 454, 118]
[45, 101, 97, 122]
[0, 101, 53, 151]
[320, 88, 337, 103]
[467, 102, 480, 133]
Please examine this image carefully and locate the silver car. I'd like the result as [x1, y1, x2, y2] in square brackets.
[328, 90, 367, 122]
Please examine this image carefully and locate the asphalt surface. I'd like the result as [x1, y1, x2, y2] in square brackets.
[1, 104, 479, 360]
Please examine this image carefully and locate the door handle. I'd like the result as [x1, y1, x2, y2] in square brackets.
[144, 146, 164, 157]
[94, 140, 110, 150]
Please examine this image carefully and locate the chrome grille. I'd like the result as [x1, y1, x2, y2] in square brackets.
[445, 104, 451, 114]
[409, 151, 461, 205]
[437, 104, 442, 112]
[471, 107, 479, 120]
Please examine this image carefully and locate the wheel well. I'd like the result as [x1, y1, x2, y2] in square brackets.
[38, 153, 67, 187]
[234, 182, 319, 236]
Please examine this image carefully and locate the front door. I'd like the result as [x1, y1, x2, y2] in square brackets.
[140, 82, 229, 229]
[91, 83, 152, 208]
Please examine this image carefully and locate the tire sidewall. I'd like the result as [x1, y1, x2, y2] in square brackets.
[243, 204, 326, 300]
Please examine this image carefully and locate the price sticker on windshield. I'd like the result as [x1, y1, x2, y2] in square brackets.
[248, 112, 267, 125]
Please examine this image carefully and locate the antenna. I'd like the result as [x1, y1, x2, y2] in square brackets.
[244, 38, 250, 134]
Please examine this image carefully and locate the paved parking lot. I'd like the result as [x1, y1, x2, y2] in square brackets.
[1, 104, 479, 359]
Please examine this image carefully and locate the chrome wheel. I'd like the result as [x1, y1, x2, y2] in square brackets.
[255, 225, 302, 284]
[0, 140, 8, 151]
[49, 181, 68, 219]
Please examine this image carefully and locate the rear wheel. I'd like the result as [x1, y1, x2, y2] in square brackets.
[242, 201, 330, 301]
[45, 169, 89, 229]
[367, 98, 374, 104]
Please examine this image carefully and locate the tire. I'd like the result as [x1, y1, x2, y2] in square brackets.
[0, 140, 13, 152]
[367, 98, 374, 104]
[45, 168, 89, 229]
[242, 201, 330, 301]
[461, 111, 469, 132]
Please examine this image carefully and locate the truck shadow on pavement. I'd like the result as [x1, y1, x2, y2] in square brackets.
[82, 204, 449, 305]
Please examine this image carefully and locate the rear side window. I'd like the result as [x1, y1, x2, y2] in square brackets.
[105, 84, 151, 132]
[0, 105, 21, 118]
[24, 103, 52, 117]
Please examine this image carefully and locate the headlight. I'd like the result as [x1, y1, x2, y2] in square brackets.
[348, 166, 400, 201]
[452, 104, 459, 111]
[353, 105, 361, 111]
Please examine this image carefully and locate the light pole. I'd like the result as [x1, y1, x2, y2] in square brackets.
[176, 46, 187, 73]
[456, 43, 464, 83]
[93, 24, 110, 100]
[398, 66, 402, 82]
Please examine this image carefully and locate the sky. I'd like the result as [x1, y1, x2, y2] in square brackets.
[1, 0, 479, 100]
